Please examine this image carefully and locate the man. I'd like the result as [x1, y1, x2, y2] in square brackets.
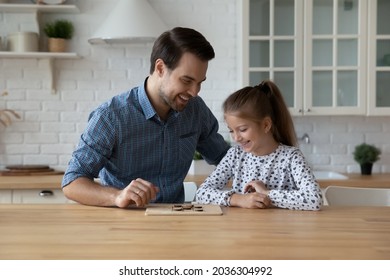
[62, 27, 229, 208]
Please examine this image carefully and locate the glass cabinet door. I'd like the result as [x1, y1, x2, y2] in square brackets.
[305, 0, 366, 115]
[244, 0, 304, 115]
[243, 0, 367, 115]
[368, 0, 390, 115]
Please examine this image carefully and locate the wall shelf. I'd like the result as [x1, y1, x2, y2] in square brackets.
[0, 51, 81, 94]
[0, 2, 80, 94]
[0, 3, 79, 13]
[0, 51, 79, 59]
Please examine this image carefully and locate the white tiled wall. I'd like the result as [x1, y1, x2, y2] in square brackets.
[0, 0, 389, 173]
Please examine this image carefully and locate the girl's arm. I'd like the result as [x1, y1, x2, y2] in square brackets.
[195, 149, 235, 206]
[268, 150, 323, 211]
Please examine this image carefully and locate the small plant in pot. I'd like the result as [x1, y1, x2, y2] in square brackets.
[353, 143, 381, 175]
[188, 150, 215, 175]
[43, 19, 74, 52]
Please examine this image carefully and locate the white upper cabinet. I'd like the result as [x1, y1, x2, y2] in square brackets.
[242, 0, 304, 115]
[367, 0, 390, 115]
[304, 0, 367, 115]
[241, 0, 390, 116]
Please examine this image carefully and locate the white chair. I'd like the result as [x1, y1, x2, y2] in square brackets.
[184, 181, 198, 203]
[324, 185, 390, 206]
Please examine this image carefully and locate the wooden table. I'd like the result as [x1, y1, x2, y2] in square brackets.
[0, 204, 389, 260]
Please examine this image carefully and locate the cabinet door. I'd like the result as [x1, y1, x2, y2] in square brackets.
[304, 0, 367, 115]
[0, 190, 12, 203]
[367, 0, 390, 115]
[12, 189, 73, 204]
[243, 0, 368, 115]
[242, 0, 304, 115]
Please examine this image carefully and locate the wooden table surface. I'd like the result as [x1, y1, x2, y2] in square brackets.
[0, 204, 389, 260]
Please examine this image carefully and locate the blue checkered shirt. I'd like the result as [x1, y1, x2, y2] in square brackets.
[62, 80, 229, 203]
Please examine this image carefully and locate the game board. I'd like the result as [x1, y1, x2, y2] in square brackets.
[145, 204, 223, 216]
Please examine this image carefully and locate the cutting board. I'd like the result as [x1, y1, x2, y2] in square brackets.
[145, 204, 223, 216]
[0, 165, 64, 176]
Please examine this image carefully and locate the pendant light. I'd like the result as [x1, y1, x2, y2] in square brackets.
[88, 0, 168, 44]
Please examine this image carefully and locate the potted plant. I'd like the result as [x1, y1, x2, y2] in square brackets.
[353, 143, 381, 175]
[188, 151, 215, 175]
[43, 19, 74, 52]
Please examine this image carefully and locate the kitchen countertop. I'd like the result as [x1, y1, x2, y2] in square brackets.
[1, 173, 390, 189]
[0, 174, 65, 189]
[186, 174, 390, 188]
[315, 173, 390, 188]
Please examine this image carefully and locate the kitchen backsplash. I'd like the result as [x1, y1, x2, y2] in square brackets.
[1, 0, 389, 173]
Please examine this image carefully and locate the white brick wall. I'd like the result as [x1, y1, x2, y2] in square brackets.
[1, 0, 389, 174]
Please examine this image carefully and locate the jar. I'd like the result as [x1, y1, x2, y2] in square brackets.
[7, 32, 39, 52]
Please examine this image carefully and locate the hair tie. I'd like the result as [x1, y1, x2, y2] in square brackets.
[255, 81, 270, 96]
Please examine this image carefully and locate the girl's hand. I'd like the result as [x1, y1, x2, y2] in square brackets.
[228, 180, 272, 209]
[244, 180, 269, 195]
[230, 190, 272, 209]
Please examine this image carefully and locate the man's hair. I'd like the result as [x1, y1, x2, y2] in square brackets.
[149, 27, 215, 74]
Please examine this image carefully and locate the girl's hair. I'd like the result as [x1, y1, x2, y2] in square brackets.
[149, 27, 215, 74]
[223, 80, 297, 147]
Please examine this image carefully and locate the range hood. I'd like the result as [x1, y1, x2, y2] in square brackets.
[88, 0, 168, 45]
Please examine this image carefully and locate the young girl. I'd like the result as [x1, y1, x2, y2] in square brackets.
[195, 80, 323, 211]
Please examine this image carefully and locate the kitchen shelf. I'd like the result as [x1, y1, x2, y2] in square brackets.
[0, 3, 79, 13]
[0, 51, 81, 93]
[0, 51, 79, 59]
[0, 2, 80, 93]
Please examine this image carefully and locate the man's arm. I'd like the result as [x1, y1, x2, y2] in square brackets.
[63, 177, 158, 208]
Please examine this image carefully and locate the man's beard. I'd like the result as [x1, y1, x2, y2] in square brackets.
[159, 89, 187, 112]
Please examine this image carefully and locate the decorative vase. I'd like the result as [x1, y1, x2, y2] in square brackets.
[360, 163, 373, 175]
[48, 38, 67, 52]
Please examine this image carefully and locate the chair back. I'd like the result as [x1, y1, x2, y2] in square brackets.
[324, 185, 390, 206]
[184, 182, 197, 203]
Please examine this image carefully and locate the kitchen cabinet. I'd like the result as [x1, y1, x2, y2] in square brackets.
[12, 189, 73, 204]
[241, 0, 390, 116]
[0, 2, 80, 93]
[0, 174, 75, 204]
[0, 188, 74, 204]
[367, 0, 390, 115]
[242, 0, 305, 115]
[0, 190, 12, 203]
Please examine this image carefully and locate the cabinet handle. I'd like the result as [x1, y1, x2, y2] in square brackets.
[39, 190, 54, 197]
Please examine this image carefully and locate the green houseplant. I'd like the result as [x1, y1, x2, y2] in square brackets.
[43, 19, 74, 52]
[189, 140, 231, 175]
[353, 143, 381, 175]
[193, 150, 203, 160]
[189, 150, 214, 175]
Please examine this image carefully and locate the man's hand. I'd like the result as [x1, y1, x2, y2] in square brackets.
[115, 178, 159, 208]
